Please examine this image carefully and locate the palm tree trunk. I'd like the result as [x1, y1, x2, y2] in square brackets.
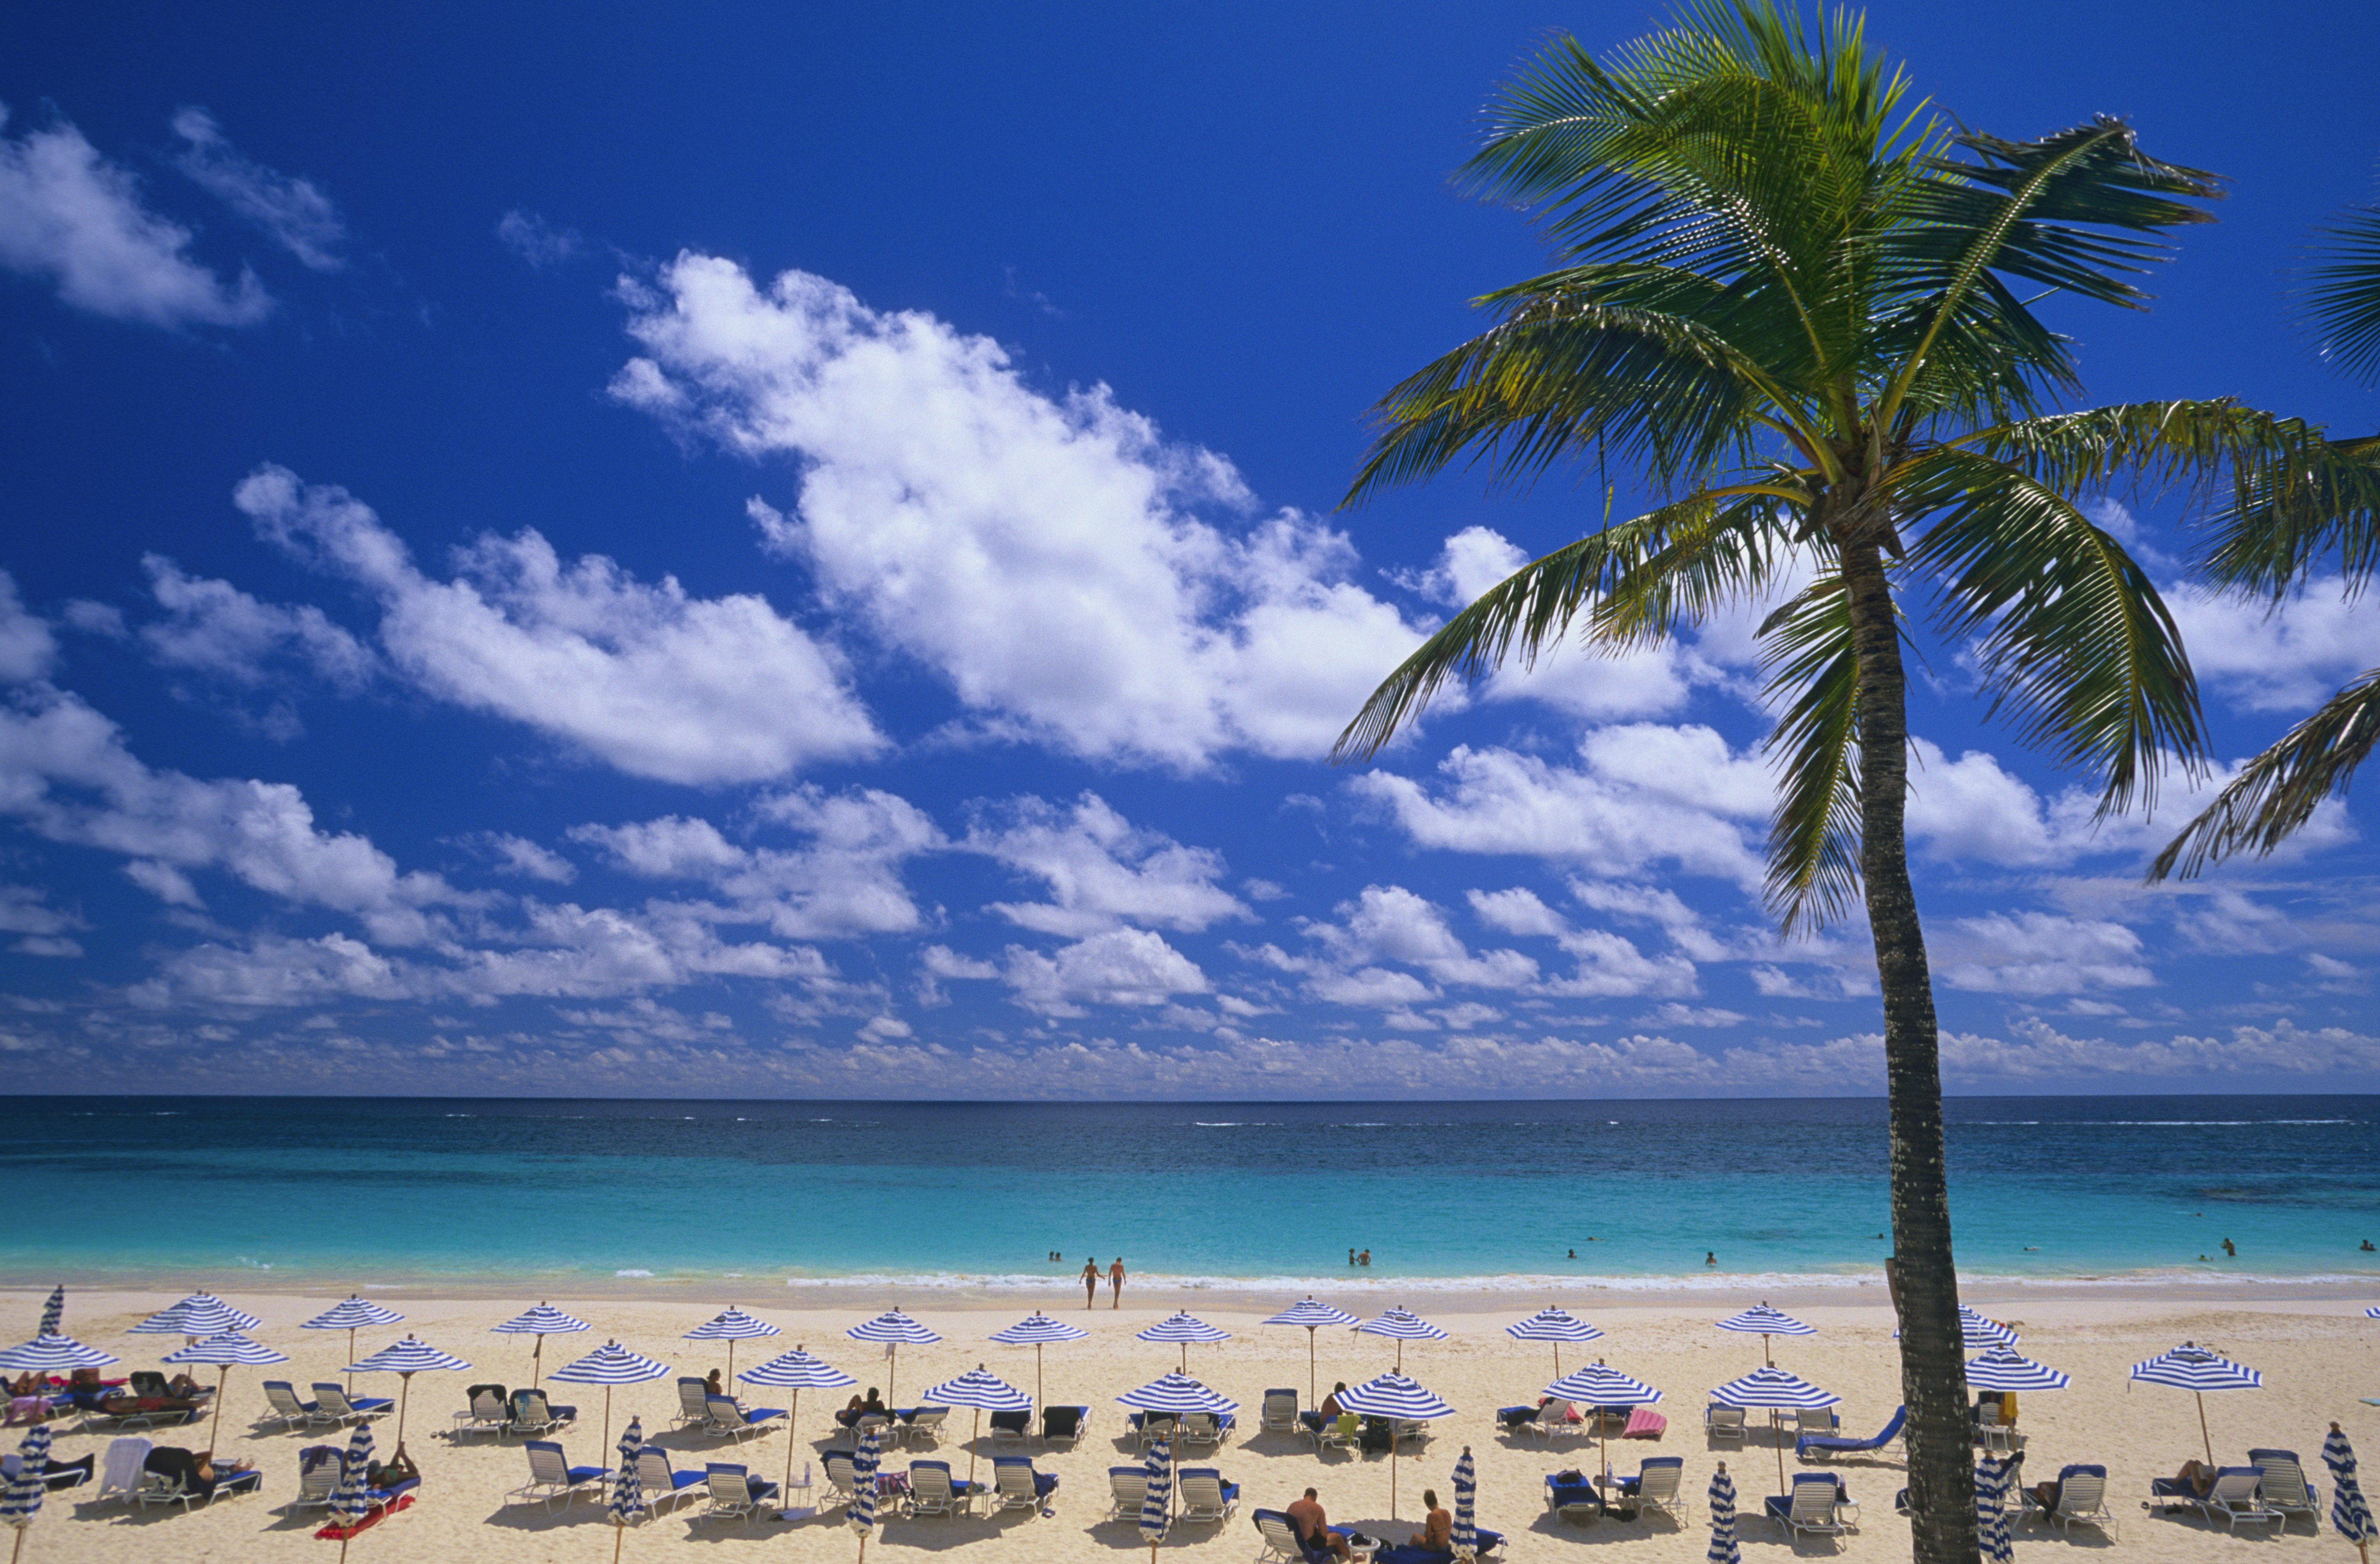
[1842, 539, 1978, 1564]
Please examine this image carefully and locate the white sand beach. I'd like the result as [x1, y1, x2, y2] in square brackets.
[7, 1286, 2373, 1562]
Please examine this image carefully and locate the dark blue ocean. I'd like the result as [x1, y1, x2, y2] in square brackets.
[7, 1096, 2375, 1290]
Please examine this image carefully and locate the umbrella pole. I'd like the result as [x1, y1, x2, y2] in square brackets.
[603, 1385, 614, 1454]
[1774, 1421, 1786, 1500]
[2196, 1391, 2212, 1465]
[1390, 1428, 1399, 1517]
[395, 1374, 411, 1456]
[348, 1327, 357, 1392]
[10, 1522, 23, 1564]
[968, 1408, 980, 1491]
[729, 1340, 735, 1382]
[889, 1345, 896, 1407]
[614, 1518, 626, 1564]
[1553, 1344, 1560, 1378]
[1036, 1343, 1045, 1415]
[205, 1365, 229, 1458]
[1307, 1328, 1317, 1407]
[534, 1333, 544, 1390]
[783, 1388, 800, 1499]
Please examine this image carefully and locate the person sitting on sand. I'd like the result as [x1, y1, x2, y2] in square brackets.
[1288, 1487, 1354, 1562]
[1408, 1488, 1452, 1551]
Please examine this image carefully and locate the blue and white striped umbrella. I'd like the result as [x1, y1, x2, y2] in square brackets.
[1976, 1456, 2014, 1564]
[847, 1310, 940, 1406]
[1894, 1305, 2019, 1349]
[347, 1336, 471, 1452]
[0, 1332, 118, 1373]
[491, 1301, 590, 1388]
[612, 1417, 648, 1529]
[686, 1307, 780, 1380]
[305, 1296, 405, 1392]
[1546, 1362, 1661, 1407]
[1355, 1308, 1448, 1370]
[35, 1289, 61, 1340]
[1116, 1371, 1238, 1416]
[1139, 1434, 1172, 1548]
[1964, 1344, 2070, 1392]
[1, 1423, 53, 1534]
[1707, 1463, 1739, 1564]
[989, 1313, 1086, 1412]
[2324, 1422, 2376, 1549]
[1709, 1365, 1839, 1409]
[1263, 1300, 1357, 1406]
[1451, 1445, 1477, 1558]
[1506, 1307, 1603, 1376]
[850, 1425, 882, 1546]
[2129, 1341, 2260, 1463]
[330, 1421, 375, 1536]
[164, 1331, 290, 1457]
[742, 1346, 858, 1505]
[551, 1340, 671, 1453]
[927, 1365, 1031, 1488]
[1138, 1312, 1229, 1371]
[1714, 1305, 1813, 1367]
[2367, 1307, 2380, 1321]
[131, 1293, 260, 1338]
[1339, 1371, 1452, 1515]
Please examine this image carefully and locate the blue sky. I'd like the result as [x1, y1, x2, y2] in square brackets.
[1, 0, 2376, 1096]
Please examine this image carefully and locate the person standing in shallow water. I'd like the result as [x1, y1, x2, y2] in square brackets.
[1082, 1257, 1099, 1309]
[1109, 1256, 1126, 1307]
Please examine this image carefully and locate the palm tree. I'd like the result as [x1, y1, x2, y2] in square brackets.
[2150, 197, 2380, 877]
[1328, 6, 2275, 1559]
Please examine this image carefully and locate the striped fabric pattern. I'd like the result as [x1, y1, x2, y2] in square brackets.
[36, 1289, 61, 1339]
[346, 1336, 471, 1375]
[1506, 1307, 1602, 1345]
[0, 1425, 53, 1530]
[1708, 1366, 1839, 1409]
[1139, 1435, 1172, 1543]
[303, 1297, 403, 1333]
[847, 1310, 941, 1346]
[1337, 1371, 1453, 1421]
[330, 1423, 375, 1531]
[1976, 1456, 2014, 1563]
[686, 1307, 781, 1342]
[1964, 1345, 2070, 1392]
[1115, 1372, 1238, 1416]
[1356, 1308, 1447, 1343]
[2324, 1425, 2376, 1545]
[1262, 1300, 1358, 1329]
[492, 1303, 591, 1337]
[1545, 1362, 1661, 1406]
[550, 1340, 672, 1386]
[1713, 1305, 1814, 1338]
[1451, 1445, 1477, 1557]
[989, 1313, 1088, 1345]
[926, 1365, 1032, 1411]
[2128, 1342, 2262, 1391]
[162, 1331, 290, 1367]
[1136, 1312, 1229, 1344]
[131, 1293, 262, 1337]
[739, 1346, 857, 1390]
[0, 1333, 119, 1373]
[849, 1426, 881, 1538]
[1706, 1464, 1738, 1564]
[612, 1418, 648, 1526]
[1960, 1307, 2019, 1348]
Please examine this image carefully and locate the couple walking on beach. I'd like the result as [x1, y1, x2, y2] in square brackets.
[1082, 1256, 1124, 1308]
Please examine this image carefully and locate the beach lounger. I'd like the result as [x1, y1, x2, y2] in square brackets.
[1262, 1389, 1300, 1435]
[1794, 1405, 1841, 1438]
[452, 1383, 511, 1439]
[848, 1411, 892, 1449]
[98, 1437, 151, 1501]
[313, 1383, 393, 1425]
[637, 1447, 709, 1515]
[1129, 1410, 1180, 1448]
[288, 1445, 344, 1511]
[509, 1388, 575, 1435]
[899, 1406, 949, 1448]
[1530, 1399, 1580, 1442]
[674, 1377, 712, 1429]
[1177, 1466, 1239, 1522]
[1254, 1509, 1305, 1563]
[1391, 1418, 1430, 1445]
[1494, 1403, 1540, 1432]
[135, 1447, 263, 1510]
[989, 1455, 1059, 1514]
[2150, 1465, 2281, 1531]
[80, 1395, 196, 1433]
[1608, 1456, 1687, 1524]
[2020, 1463, 2114, 1538]
[989, 1409, 1032, 1443]
[701, 1462, 778, 1523]
[1764, 1472, 1853, 1544]
[1798, 1405, 1906, 1462]
[822, 1453, 861, 1508]
[704, 1394, 785, 1441]
[1305, 1412, 1359, 1453]
[129, 1372, 209, 1404]
[262, 1380, 329, 1432]
[1108, 1466, 1147, 1518]
[1180, 1410, 1229, 1448]
[1704, 1404, 1745, 1445]
[1621, 1406, 1667, 1440]
[1545, 1470, 1602, 1521]
[1041, 1404, 1087, 1446]
[510, 1439, 604, 1510]
[906, 1459, 975, 1516]
[2248, 1448, 2322, 1526]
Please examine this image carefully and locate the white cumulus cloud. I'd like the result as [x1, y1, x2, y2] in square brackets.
[967, 792, 1250, 936]
[169, 108, 345, 271]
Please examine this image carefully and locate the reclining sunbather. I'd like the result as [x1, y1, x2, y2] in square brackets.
[144, 1447, 257, 1500]
[2162, 1459, 2216, 1499]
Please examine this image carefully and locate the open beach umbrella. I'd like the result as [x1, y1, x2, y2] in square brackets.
[162, 1330, 289, 1458]
[1964, 1344, 2070, 1393]
[988, 1312, 1085, 1412]
[684, 1306, 780, 1382]
[1710, 1365, 1840, 1494]
[1894, 1304, 2019, 1350]
[742, 1346, 856, 1501]
[1713, 1304, 1813, 1368]
[1355, 1308, 1447, 1372]
[849, 1425, 881, 1564]
[2368, 1306, 2380, 1321]
[1450, 1446, 1477, 1560]
[345, 1336, 469, 1455]
[0, 1333, 117, 1376]
[1338, 1370, 1453, 1517]
[845, 1310, 940, 1406]
[1117, 1370, 1237, 1455]
[304, 1297, 404, 1392]
[329, 1421, 373, 1564]
[1263, 1300, 1359, 1406]
[1505, 1306, 1603, 1378]
[1707, 1462, 1738, 1564]
[131, 1293, 261, 1342]
[551, 1340, 670, 1453]
[611, 1418, 647, 1564]
[493, 1303, 591, 1389]
[2, 1424, 53, 1564]
[33, 1291, 59, 1340]
[1546, 1361, 1661, 1483]
[1139, 1434, 1172, 1558]
[2326, 1422, 2376, 1564]
[1137, 1312, 1230, 1374]
[1975, 1455, 2013, 1564]
[925, 1364, 1031, 1489]
[2128, 1341, 2260, 1464]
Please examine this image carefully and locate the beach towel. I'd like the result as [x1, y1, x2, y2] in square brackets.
[313, 1485, 418, 1539]
[7, 1396, 47, 1425]
[1621, 1408, 1666, 1439]
[100, 1436, 151, 1496]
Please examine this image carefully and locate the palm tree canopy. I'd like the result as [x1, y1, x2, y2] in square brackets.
[1337, 0, 2246, 929]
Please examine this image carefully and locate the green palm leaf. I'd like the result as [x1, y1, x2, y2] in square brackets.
[2151, 669, 2380, 879]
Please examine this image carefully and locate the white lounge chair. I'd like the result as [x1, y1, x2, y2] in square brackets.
[899, 1406, 949, 1448]
[1613, 1456, 1687, 1525]
[822, 1453, 861, 1508]
[134, 1450, 263, 1510]
[638, 1448, 709, 1515]
[261, 1380, 329, 1432]
[1108, 1466, 1147, 1518]
[2021, 1463, 2115, 1538]
[989, 1456, 1057, 1515]
[704, 1394, 785, 1442]
[509, 1389, 572, 1436]
[1261, 1389, 1299, 1435]
[1529, 1399, 1582, 1443]
[1179, 1411, 1226, 1449]
[1704, 1404, 1745, 1445]
[701, 1462, 778, 1523]
[848, 1411, 892, 1449]
[2249, 1448, 2321, 1527]
[1310, 1412, 1359, 1452]
[1765, 1472, 1849, 1544]
[2206, 1467, 2283, 1532]
[509, 1440, 604, 1510]
[907, 1460, 974, 1516]
[1255, 1509, 1307, 1563]
[451, 1385, 511, 1440]
[286, 1445, 344, 1511]
[97, 1438, 151, 1501]
[1794, 1406, 1840, 1438]
[673, 1378, 712, 1430]
[312, 1383, 393, 1425]
[1178, 1466, 1239, 1522]
[1392, 1418, 1432, 1445]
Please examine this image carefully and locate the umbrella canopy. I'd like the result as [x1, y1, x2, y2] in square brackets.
[1, 1423, 54, 1536]
[1713, 1304, 1812, 1367]
[347, 1336, 471, 1453]
[1964, 1345, 2070, 1392]
[1505, 1307, 1602, 1376]
[1355, 1308, 1448, 1369]
[1139, 1434, 1172, 1551]
[491, 1302, 590, 1389]
[847, 1310, 940, 1405]
[850, 1425, 881, 1558]
[685, 1306, 780, 1379]
[1137, 1311, 1229, 1372]
[1338, 1371, 1452, 1517]
[1894, 1305, 2019, 1349]
[1545, 1363, 1660, 1406]
[1451, 1446, 1477, 1558]
[741, 1346, 857, 1503]
[34, 1290, 60, 1340]
[306, 1297, 404, 1333]
[1976, 1456, 2014, 1564]
[989, 1312, 1085, 1411]
[163, 1331, 291, 1458]
[1707, 1463, 1739, 1564]
[1262, 1300, 1356, 1404]
[2324, 1422, 2378, 1553]
[2131, 1341, 2261, 1464]
[612, 1417, 648, 1534]
[131, 1293, 260, 1338]
[926, 1365, 1031, 1487]
[551, 1340, 671, 1452]
[2367, 1307, 2380, 1320]
[1710, 1364, 1840, 1496]
[0, 1333, 117, 1374]
[1116, 1371, 1238, 1417]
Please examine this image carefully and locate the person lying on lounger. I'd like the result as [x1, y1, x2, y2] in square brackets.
[2167, 1460, 2216, 1498]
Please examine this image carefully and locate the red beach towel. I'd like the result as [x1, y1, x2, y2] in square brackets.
[314, 1491, 415, 1539]
[1621, 1408, 1666, 1439]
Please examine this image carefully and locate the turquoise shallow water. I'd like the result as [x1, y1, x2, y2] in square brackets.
[7, 1095, 2377, 1290]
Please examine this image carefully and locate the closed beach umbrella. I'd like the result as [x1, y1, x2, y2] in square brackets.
[742, 1346, 856, 1502]
[849, 1425, 881, 1564]
[1505, 1306, 1602, 1378]
[2, 1424, 53, 1564]
[162, 1330, 289, 1458]
[1975, 1455, 2013, 1564]
[1709, 1365, 1839, 1494]
[2367, 1307, 2380, 1321]
[1262, 1300, 1358, 1406]
[1546, 1361, 1660, 1483]
[611, 1418, 646, 1564]
[0, 1333, 117, 1375]
[493, 1302, 591, 1389]
[551, 1340, 670, 1453]
[684, 1306, 780, 1382]
[845, 1310, 940, 1406]
[2325, 1422, 2376, 1564]
[1139, 1434, 1172, 1559]
[329, 1421, 374, 1564]
[1713, 1304, 1813, 1368]
[1707, 1462, 1739, 1564]
[1338, 1370, 1453, 1517]
[131, 1293, 260, 1342]
[1964, 1344, 2070, 1392]
[304, 1297, 404, 1392]
[34, 1291, 60, 1340]
[1354, 1307, 1447, 1372]
[1136, 1312, 1230, 1374]
[926, 1364, 1031, 1489]
[2128, 1341, 2260, 1464]
[345, 1336, 470, 1455]
[1450, 1445, 1477, 1560]
[987, 1312, 1085, 1412]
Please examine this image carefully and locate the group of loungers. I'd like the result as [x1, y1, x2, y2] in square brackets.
[1254, 1506, 1507, 1564]
[1496, 1398, 1668, 1443]
[7, 1369, 217, 1432]
[2145, 1448, 2325, 1532]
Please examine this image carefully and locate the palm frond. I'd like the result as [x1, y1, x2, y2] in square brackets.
[1757, 575, 1863, 931]
[2303, 201, 2380, 386]
[2150, 667, 2380, 878]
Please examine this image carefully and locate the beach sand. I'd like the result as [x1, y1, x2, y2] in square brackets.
[9, 1285, 2373, 1561]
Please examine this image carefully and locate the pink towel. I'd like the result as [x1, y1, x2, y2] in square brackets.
[1621, 1408, 1666, 1440]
